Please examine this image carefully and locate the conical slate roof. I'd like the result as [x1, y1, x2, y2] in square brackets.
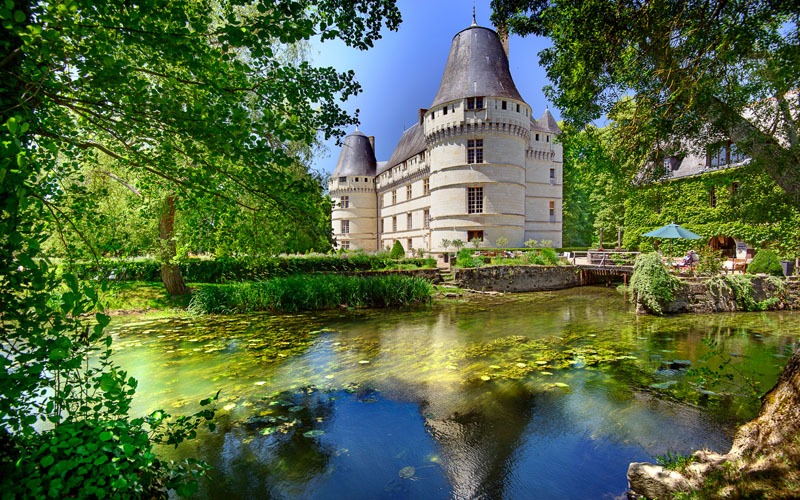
[431, 25, 523, 107]
[332, 130, 376, 177]
[538, 108, 561, 134]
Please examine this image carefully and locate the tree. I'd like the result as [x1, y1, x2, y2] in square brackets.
[491, 0, 800, 205]
[390, 240, 405, 259]
[1, 0, 400, 495]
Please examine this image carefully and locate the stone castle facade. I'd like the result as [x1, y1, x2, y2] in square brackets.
[329, 22, 563, 253]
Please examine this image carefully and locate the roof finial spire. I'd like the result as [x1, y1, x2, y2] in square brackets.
[472, 1, 477, 26]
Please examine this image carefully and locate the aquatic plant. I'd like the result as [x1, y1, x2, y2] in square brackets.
[629, 253, 682, 315]
[655, 450, 697, 471]
[188, 274, 433, 314]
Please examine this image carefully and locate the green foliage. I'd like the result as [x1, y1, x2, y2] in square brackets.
[492, 0, 800, 205]
[2, 0, 400, 495]
[451, 239, 465, 251]
[694, 248, 724, 277]
[495, 236, 509, 248]
[629, 253, 682, 315]
[455, 248, 483, 268]
[470, 237, 482, 249]
[524, 239, 538, 248]
[188, 275, 433, 313]
[68, 255, 434, 283]
[655, 450, 698, 471]
[390, 241, 406, 259]
[539, 248, 561, 265]
[713, 274, 785, 312]
[747, 249, 784, 276]
[623, 164, 800, 254]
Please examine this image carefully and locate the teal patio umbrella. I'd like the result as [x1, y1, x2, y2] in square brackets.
[642, 223, 702, 240]
[642, 223, 702, 258]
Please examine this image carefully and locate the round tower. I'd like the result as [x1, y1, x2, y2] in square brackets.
[328, 131, 378, 251]
[424, 25, 530, 250]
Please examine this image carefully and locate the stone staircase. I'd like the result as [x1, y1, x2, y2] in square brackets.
[437, 268, 455, 284]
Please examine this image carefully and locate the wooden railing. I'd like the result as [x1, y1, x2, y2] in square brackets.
[568, 250, 640, 267]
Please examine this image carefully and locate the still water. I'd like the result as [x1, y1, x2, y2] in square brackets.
[108, 287, 800, 500]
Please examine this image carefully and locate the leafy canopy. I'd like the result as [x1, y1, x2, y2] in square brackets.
[491, 0, 800, 205]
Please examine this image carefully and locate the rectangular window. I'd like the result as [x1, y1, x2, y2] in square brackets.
[546, 135, 550, 142]
[466, 97, 484, 110]
[502, 100, 507, 110]
[710, 187, 717, 208]
[407, 238, 412, 251]
[341, 220, 350, 234]
[424, 209, 431, 229]
[340, 195, 349, 208]
[468, 187, 483, 214]
[392, 216, 397, 232]
[550, 168, 555, 185]
[341, 240, 350, 250]
[339, 176, 347, 182]
[406, 183, 412, 200]
[407, 212, 413, 230]
[535, 133, 539, 141]
[423, 178, 430, 195]
[467, 139, 483, 164]
[443, 105, 448, 115]
[392, 189, 397, 205]
[467, 230, 484, 242]
[381, 218, 385, 233]
[516, 103, 520, 112]
[549, 200, 555, 222]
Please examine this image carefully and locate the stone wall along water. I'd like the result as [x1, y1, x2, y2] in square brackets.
[453, 265, 580, 292]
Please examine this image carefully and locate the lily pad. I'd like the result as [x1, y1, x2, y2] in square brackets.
[541, 371, 553, 376]
[480, 375, 491, 381]
[288, 405, 305, 413]
[260, 426, 279, 435]
[303, 430, 326, 438]
[358, 360, 370, 364]
[554, 382, 569, 388]
[398, 466, 416, 479]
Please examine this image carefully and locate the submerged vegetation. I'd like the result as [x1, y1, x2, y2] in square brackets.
[188, 274, 434, 314]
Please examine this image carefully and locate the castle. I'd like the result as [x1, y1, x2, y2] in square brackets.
[329, 20, 563, 254]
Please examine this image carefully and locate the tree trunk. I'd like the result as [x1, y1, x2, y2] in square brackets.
[159, 194, 190, 296]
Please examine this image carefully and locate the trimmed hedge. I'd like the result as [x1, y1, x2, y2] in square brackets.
[67, 255, 435, 283]
[747, 250, 784, 277]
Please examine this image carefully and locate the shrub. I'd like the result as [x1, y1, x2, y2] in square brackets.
[747, 249, 784, 276]
[524, 239, 538, 249]
[455, 248, 482, 268]
[188, 274, 433, 313]
[496, 236, 509, 248]
[470, 237, 482, 249]
[629, 252, 682, 315]
[694, 248, 724, 276]
[526, 251, 547, 265]
[539, 248, 560, 265]
[451, 239, 465, 252]
[390, 241, 405, 259]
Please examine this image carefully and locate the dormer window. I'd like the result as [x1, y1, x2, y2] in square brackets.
[516, 104, 520, 112]
[466, 97, 484, 110]
[443, 106, 448, 115]
[502, 100, 507, 110]
[535, 133, 540, 141]
[339, 176, 347, 182]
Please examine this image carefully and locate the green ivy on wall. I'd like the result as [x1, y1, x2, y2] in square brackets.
[623, 164, 800, 258]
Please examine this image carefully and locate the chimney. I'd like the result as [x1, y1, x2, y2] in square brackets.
[418, 108, 428, 126]
[497, 24, 509, 60]
[368, 136, 375, 151]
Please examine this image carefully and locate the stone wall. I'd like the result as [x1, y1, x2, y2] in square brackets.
[454, 265, 580, 292]
[640, 277, 800, 314]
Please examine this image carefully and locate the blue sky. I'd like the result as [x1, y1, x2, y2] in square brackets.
[309, 0, 560, 176]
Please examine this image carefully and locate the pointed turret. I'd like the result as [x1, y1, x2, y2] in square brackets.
[431, 25, 523, 107]
[332, 130, 377, 177]
[539, 108, 561, 134]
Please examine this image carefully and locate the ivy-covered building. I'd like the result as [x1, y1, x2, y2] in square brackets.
[623, 143, 800, 259]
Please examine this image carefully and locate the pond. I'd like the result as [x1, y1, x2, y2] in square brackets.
[108, 287, 800, 500]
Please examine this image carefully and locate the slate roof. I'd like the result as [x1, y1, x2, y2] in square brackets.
[332, 130, 376, 177]
[538, 108, 561, 134]
[378, 123, 426, 175]
[431, 25, 523, 107]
